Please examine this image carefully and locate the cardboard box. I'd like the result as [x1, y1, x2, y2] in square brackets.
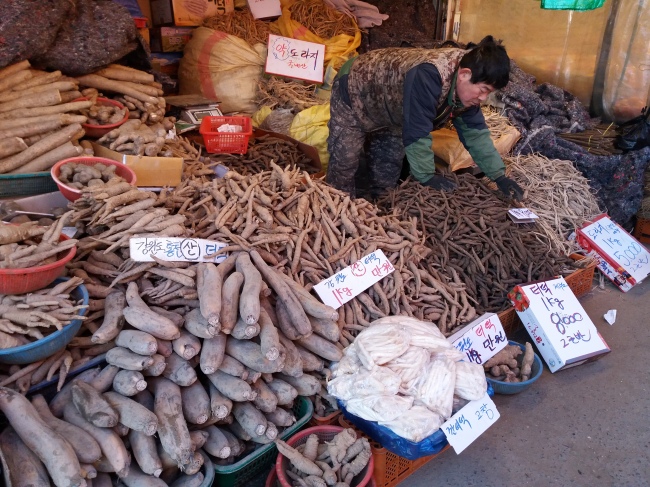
[448, 312, 508, 365]
[91, 143, 183, 188]
[151, 0, 233, 26]
[150, 26, 194, 52]
[509, 277, 610, 372]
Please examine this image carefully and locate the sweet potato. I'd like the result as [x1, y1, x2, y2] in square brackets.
[207, 369, 255, 402]
[180, 381, 211, 425]
[107, 346, 155, 371]
[225, 337, 284, 374]
[170, 471, 204, 487]
[220, 271, 244, 334]
[162, 352, 197, 387]
[275, 373, 321, 396]
[296, 333, 343, 362]
[264, 407, 296, 427]
[218, 354, 248, 380]
[113, 370, 147, 396]
[295, 345, 325, 372]
[197, 263, 222, 327]
[104, 391, 159, 436]
[173, 329, 202, 360]
[0, 221, 46, 245]
[128, 427, 163, 478]
[200, 333, 227, 375]
[258, 307, 281, 361]
[91, 291, 125, 344]
[265, 379, 298, 406]
[116, 330, 158, 356]
[123, 305, 180, 341]
[208, 382, 232, 420]
[251, 378, 278, 413]
[88, 365, 120, 393]
[156, 338, 173, 357]
[230, 317, 261, 340]
[121, 464, 167, 487]
[31, 394, 102, 465]
[202, 425, 232, 459]
[277, 333, 304, 377]
[184, 307, 217, 339]
[49, 368, 102, 417]
[0, 426, 50, 487]
[236, 253, 262, 325]
[143, 354, 167, 377]
[148, 377, 192, 466]
[71, 381, 119, 428]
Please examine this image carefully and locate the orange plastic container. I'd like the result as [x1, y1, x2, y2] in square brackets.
[0, 233, 76, 295]
[51, 156, 137, 202]
[338, 416, 449, 487]
[307, 410, 342, 428]
[200, 116, 253, 154]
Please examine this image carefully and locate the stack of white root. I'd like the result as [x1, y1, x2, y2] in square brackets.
[0, 250, 344, 487]
[0, 60, 89, 174]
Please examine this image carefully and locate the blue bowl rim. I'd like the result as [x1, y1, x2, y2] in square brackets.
[485, 340, 543, 388]
[0, 277, 89, 358]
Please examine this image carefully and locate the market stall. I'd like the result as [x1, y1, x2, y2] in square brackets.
[0, 0, 649, 486]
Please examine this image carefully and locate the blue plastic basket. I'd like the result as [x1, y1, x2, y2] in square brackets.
[486, 340, 543, 395]
[337, 382, 495, 461]
[0, 278, 88, 365]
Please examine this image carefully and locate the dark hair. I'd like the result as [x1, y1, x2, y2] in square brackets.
[459, 36, 510, 89]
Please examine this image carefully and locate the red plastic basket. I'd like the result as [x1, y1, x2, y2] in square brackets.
[276, 426, 374, 487]
[200, 116, 252, 154]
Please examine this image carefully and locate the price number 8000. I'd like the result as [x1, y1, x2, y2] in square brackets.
[550, 312, 583, 335]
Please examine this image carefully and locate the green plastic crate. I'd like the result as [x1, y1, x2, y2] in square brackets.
[0, 172, 57, 197]
[214, 396, 313, 487]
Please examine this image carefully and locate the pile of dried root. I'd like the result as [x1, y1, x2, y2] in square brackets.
[378, 174, 577, 314]
[271, 0, 359, 38]
[505, 153, 602, 255]
[203, 8, 271, 46]
[256, 76, 322, 112]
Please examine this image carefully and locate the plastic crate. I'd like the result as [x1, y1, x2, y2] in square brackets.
[498, 253, 597, 337]
[200, 116, 253, 154]
[633, 216, 650, 244]
[213, 396, 313, 487]
[338, 415, 449, 487]
[0, 172, 58, 197]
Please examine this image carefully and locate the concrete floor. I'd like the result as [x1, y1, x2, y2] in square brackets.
[400, 276, 650, 487]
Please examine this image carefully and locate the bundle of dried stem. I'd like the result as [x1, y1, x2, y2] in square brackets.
[271, 0, 358, 39]
[505, 153, 602, 255]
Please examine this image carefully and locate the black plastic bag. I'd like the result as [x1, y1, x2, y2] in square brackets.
[615, 107, 650, 151]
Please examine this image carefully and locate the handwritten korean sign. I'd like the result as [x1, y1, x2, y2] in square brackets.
[130, 237, 228, 263]
[587, 250, 633, 292]
[442, 393, 499, 454]
[449, 313, 508, 365]
[507, 207, 539, 223]
[313, 249, 395, 309]
[246, 0, 281, 19]
[577, 215, 650, 288]
[265, 34, 325, 83]
[513, 277, 609, 372]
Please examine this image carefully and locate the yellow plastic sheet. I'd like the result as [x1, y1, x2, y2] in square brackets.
[272, 0, 361, 69]
[252, 106, 273, 128]
[289, 103, 330, 170]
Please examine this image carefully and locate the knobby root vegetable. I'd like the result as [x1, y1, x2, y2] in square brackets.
[208, 382, 232, 419]
[265, 378, 298, 406]
[225, 337, 284, 374]
[275, 439, 323, 477]
[128, 428, 163, 477]
[180, 381, 211, 425]
[71, 381, 119, 428]
[202, 425, 231, 459]
[197, 263, 222, 327]
[113, 369, 148, 396]
[91, 291, 125, 344]
[520, 342, 534, 381]
[103, 391, 159, 436]
[199, 333, 227, 374]
[162, 352, 197, 387]
[106, 346, 155, 371]
[233, 401, 268, 437]
[236, 252, 262, 325]
[207, 369, 255, 402]
[116, 329, 158, 355]
[0, 388, 85, 487]
[220, 271, 244, 334]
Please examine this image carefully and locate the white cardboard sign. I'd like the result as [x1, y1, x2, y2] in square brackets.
[265, 34, 325, 83]
[130, 237, 228, 263]
[508, 207, 539, 224]
[448, 313, 508, 365]
[512, 277, 610, 373]
[246, 0, 281, 18]
[442, 393, 499, 454]
[313, 249, 395, 309]
[577, 215, 650, 287]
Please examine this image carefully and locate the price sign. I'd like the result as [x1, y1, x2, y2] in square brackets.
[313, 249, 394, 309]
[577, 214, 650, 288]
[507, 207, 539, 224]
[587, 250, 633, 292]
[509, 277, 610, 372]
[448, 313, 508, 365]
[265, 34, 325, 83]
[442, 393, 499, 454]
[130, 237, 229, 263]
[246, 0, 281, 19]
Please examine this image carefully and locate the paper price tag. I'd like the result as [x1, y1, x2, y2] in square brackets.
[451, 314, 508, 364]
[265, 34, 325, 83]
[130, 237, 229, 263]
[442, 393, 499, 454]
[578, 215, 650, 285]
[508, 208, 539, 224]
[313, 249, 395, 309]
